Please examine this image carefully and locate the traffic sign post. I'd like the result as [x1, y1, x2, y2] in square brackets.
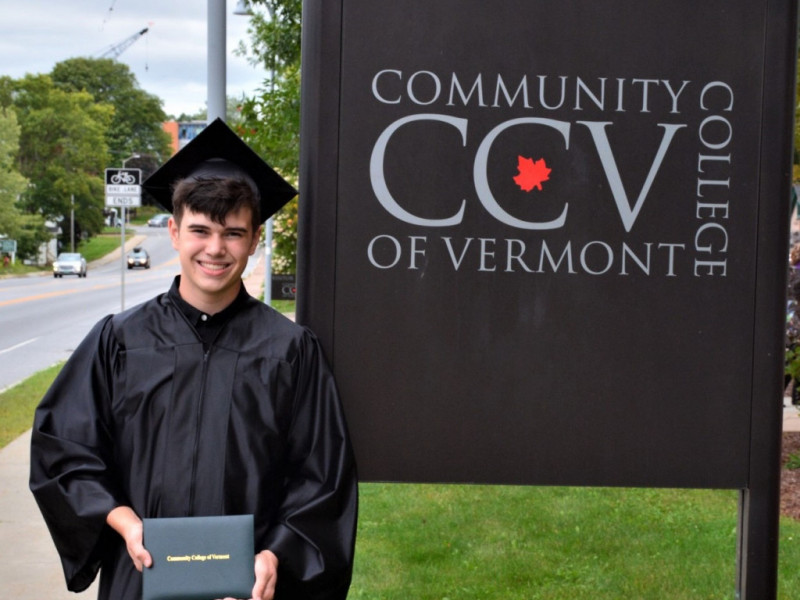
[105, 168, 142, 311]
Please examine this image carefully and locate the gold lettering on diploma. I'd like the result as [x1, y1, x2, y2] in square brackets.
[166, 553, 231, 563]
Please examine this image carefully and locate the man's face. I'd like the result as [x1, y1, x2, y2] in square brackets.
[168, 207, 261, 312]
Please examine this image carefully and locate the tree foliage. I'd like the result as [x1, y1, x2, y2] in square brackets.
[0, 106, 35, 246]
[0, 56, 175, 260]
[6, 74, 112, 249]
[237, 0, 302, 274]
[51, 57, 172, 164]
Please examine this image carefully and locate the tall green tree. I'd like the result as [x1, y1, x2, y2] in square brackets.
[51, 57, 172, 165]
[9, 74, 113, 246]
[237, 0, 302, 274]
[0, 107, 34, 238]
[237, 0, 301, 178]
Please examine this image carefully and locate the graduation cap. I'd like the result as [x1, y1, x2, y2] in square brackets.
[142, 118, 297, 223]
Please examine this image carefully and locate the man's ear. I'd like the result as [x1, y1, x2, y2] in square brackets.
[250, 225, 263, 255]
[168, 217, 180, 250]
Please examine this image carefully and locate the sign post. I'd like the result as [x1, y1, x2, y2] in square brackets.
[105, 168, 142, 311]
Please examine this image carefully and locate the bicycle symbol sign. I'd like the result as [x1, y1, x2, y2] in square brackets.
[105, 168, 142, 187]
[105, 168, 142, 207]
[111, 171, 137, 185]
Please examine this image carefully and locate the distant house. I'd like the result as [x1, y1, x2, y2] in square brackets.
[23, 221, 59, 266]
[162, 121, 209, 156]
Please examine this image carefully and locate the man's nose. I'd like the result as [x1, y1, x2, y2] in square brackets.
[206, 234, 226, 255]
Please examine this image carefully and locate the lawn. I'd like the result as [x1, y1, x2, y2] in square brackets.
[78, 231, 134, 262]
[351, 483, 800, 599]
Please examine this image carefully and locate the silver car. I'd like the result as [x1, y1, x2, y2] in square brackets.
[147, 213, 171, 227]
[53, 252, 87, 278]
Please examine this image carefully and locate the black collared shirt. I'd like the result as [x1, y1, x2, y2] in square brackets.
[167, 276, 250, 350]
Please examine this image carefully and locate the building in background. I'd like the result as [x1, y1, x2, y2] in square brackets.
[162, 121, 209, 156]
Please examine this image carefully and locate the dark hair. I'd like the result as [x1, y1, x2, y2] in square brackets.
[171, 177, 261, 232]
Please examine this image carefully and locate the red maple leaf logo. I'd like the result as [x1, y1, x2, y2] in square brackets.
[513, 156, 551, 192]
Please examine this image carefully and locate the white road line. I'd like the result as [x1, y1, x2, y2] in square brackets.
[0, 337, 39, 355]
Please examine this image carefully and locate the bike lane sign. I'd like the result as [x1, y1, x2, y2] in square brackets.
[105, 168, 142, 207]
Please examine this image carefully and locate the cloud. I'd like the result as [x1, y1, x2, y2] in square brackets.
[0, 0, 265, 117]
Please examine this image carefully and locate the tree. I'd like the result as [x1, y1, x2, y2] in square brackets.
[0, 106, 37, 241]
[237, 0, 302, 274]
[9, 74, 113, 247]
[51, 58, 173, 165]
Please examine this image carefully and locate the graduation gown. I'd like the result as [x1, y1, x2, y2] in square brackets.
[29, 282, 358, 600]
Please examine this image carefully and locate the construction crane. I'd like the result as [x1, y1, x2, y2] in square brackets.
[99, 27, 149, 60]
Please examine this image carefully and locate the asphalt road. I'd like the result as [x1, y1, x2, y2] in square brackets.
[0, 225, 180, 391]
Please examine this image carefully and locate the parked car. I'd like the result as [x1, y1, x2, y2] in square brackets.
[147, 213, 171, 227]
[53, 252, 87, 278]
[127, 246, 151, 270]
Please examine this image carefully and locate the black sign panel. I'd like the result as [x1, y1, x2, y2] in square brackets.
[104, 168, 142, 187]
[272, 274, 297, 300]
[298, 1, 796, 489]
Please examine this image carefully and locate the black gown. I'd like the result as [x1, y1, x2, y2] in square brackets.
[29, 280, 358, 600]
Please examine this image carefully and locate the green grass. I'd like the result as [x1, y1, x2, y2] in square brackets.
[0, 261, 44, 277]
[271, 299, 296, 314]
[0, 362, 63, 447]
[351, 484, 800, 599]
[6, 363, 800, 598]
[78, 233, 134, 262]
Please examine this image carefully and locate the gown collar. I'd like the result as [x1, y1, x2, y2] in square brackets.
[167, 276, 250, 347]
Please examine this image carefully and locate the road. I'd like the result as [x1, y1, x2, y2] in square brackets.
[0, 225, 180, 391]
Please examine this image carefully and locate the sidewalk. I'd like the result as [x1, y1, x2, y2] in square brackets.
[0, 430, 95, 598]
[785, 397, 800, 432]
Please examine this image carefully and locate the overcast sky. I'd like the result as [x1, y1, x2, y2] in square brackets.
[0, 0, 266, 118]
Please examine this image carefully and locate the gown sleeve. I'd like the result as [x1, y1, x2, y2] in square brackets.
[262, 329, 358, 600]
[29, 316, 128, 592]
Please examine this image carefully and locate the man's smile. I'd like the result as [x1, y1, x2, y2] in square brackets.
[198, 260, 229, 272]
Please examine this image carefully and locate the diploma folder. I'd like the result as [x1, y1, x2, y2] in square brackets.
[142, 515, 254, 600]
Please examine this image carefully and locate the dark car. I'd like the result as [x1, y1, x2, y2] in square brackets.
[53, 253, 87, 278]
[127, 247, 151, 269]
[147, 213, 171, 227]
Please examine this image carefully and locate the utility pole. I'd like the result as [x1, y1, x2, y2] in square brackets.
[70, 195, 75, 252]
[208, 0, 226, 122]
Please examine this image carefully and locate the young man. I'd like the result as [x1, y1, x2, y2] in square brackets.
[29, 119, 358, 600]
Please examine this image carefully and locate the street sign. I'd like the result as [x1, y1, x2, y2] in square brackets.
[105, 196, 142, 207]
[104, 168, 142, 207]
[106, 185, 141, 195]
[0, 239, 16, 254]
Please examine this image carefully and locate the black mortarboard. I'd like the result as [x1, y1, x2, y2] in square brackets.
[142, 118, 297, 223]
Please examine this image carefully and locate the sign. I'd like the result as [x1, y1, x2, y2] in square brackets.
[298, 3, 796, 594]
[105, 168, 142, 207]
[105, 195, 141, 207]
[271, 275, 297, 300]
[0, 239, 16, 254]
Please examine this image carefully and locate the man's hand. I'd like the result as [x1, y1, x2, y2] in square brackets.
[251, 550, 279, 600]
[219, 550, 278, 600]
[106, 506, 153, 572]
